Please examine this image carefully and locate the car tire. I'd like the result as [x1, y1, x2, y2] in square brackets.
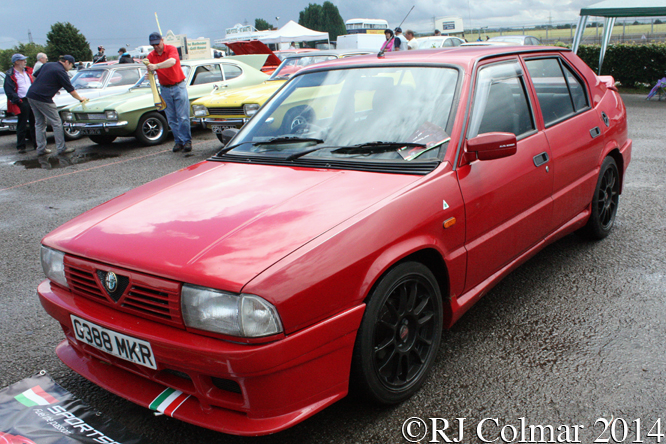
[351, 261, 443, 404]
[63, 126, 83, 141]
[135, 112, 168, 146]
[216, 133, 225, 145]
[89, 135, 117, 145]
[281, 106, 315, 134]
[577, 156, 620, 240]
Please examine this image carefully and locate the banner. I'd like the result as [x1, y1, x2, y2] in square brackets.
[0, 371, 148, 444]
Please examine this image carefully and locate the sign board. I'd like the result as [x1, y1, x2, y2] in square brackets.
[434, 16, 464, 34]
[187, 38, 211, 60]
[163, 30, 188, 59]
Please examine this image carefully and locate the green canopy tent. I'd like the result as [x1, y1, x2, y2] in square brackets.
[572, 0, 666, 73]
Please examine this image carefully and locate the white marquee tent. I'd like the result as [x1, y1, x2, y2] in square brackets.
[257, 21, 329, 46]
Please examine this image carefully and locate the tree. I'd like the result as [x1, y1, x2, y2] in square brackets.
[255, 18, 273, 31]
[299, 1, 346, 42]
[45, 22, 93, 62]
[0, 42, 47, 71]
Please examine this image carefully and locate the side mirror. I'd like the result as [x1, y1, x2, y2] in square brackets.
[220, 128, 239, 146]
[466, 132, 517, 161]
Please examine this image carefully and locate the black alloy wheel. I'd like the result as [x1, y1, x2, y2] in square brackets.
[351, 261, 443, 404]
[578, 156, 620, 240]
[135, 112, 168, 146]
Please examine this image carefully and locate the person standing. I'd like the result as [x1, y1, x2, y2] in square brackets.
[93, 46, 106, 63]
[146, 32, 192, 153]
[405, 30, 419, 50]
[3, 54, 36, 153]
[434, 29, 441, 36]
[394, 27, 406, 51]
[27, 55, 88, 156]
[33, 53, 48, 74]
[118, 47, 133, 64]
[381, 29, 395, 52]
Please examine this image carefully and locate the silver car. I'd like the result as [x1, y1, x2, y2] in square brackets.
[488, 35, 542, 45]
[0, 64, 146, 139]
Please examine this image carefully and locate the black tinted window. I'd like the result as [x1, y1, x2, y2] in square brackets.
[525, 58, 576, 126]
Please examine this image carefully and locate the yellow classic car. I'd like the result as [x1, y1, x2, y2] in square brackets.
[191, 49, 373, 143]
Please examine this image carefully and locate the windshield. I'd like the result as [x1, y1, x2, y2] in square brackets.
[71, 70, 108, 89]
[131, 65, 191, 88]
[226, 66, 459, 163]
[269, 55, 337, 80]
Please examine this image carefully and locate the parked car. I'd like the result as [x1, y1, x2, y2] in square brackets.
[62, 57, 269, 145]
[0, 65, 147, 140]
[416, 35, 466, 48]
[191, 49, 374, 143]
[0, 72, 6, 131]
[488, 35, 543, 45]
[274, 48, 318, 61]
[38, 46, 631, 436]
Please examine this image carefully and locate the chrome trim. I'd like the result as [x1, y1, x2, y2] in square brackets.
[202, 118, 248, 125]
[65, 121, 129, 130]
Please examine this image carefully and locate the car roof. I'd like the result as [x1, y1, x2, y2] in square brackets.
[283, 49, 375, 59]
[295, 46, 570, 73]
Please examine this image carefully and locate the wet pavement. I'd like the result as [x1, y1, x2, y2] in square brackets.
[0, 95, 664, 444]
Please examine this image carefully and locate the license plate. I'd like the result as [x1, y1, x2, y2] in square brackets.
[70, 315, 157, 369]
[81, 129, 101, 135]
[8, 125, 16, 131]
[211, 125, 232, 134]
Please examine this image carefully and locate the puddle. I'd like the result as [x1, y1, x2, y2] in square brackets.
[13, 152, 120, 170]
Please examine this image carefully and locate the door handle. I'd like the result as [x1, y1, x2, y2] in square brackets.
[533, 152, 549, 167]
[589, 126, 601, 138]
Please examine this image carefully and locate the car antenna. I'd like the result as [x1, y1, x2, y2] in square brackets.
[378, 5, 414, 58]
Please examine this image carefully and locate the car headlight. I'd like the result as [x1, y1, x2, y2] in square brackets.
[181, 285, 283, 338]
[61, 111, 74, 121]
[243, 103, 260, 117]
[40, 246, 68, 289]
[192, 105, 209, 117]
[105, 110, 118, 121]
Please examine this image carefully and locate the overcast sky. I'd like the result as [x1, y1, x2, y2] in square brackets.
[1, 0, 599, 51]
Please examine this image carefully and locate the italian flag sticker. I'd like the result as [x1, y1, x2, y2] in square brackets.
[14, 385, 58, 407]
[149, 388, 189, 417]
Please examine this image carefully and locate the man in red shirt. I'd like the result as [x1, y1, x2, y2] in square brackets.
[146, 32, 192, 153]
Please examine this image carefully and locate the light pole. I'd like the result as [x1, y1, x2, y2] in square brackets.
[275, 17, 280, 29]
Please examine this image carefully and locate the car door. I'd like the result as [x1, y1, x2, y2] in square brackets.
[457, 59, 554, 291]
[187, 63, 228, 105]
[523, 56, 603, 229]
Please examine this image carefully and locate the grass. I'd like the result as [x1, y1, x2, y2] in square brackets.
[469, 23, 666, 41]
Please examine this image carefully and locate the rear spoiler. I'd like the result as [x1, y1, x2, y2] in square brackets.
[598, 75, 618, 92]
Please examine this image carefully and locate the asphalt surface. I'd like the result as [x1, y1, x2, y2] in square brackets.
[0, 94, 664, 444]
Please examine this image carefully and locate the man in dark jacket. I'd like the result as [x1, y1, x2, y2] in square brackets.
[92, 46, 106, 64]
[27, 55, 88, 155]
[3, 53, 36, 153]
[117, 48, 133, 64]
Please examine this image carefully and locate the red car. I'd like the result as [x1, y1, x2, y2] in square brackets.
[38, 46, 631, 436]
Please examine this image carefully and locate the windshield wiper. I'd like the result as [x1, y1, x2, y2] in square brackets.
[253, 136, 324, 145]
[332, 141, 426, 154]
[217, 137, 324, 157]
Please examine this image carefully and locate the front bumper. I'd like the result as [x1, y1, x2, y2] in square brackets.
[191, 117, 249, 129]
[38, 279, 365, 436]
[0, 116, 18, 130]
[65, 121, 129, 131]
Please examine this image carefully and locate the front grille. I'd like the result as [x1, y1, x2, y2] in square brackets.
[208, 107, 246, 116]
[75, 113, 106, 121]
[64, 256, 184, 329]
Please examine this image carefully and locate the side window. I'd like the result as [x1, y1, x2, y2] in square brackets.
[468, 61, 535, 139]
[525, 58, 588, 126]
[562, 65, 588, 111]
[191, 64, 222, 85]
[108, 69, 141, 87]
[222, 64, 242, 81]
[443, 38, 454, 47]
